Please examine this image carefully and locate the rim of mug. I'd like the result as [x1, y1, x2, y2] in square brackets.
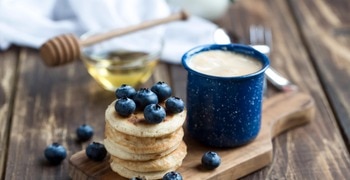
[181, 43, 270, 80]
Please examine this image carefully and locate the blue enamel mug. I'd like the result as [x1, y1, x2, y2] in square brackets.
[182, 44, 269, 147]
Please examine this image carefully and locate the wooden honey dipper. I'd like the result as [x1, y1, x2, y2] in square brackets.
[40, 11, 188, 67]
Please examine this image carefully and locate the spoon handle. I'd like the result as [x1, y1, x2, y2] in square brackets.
[265, 67, 298, 92]
[80, 11, 188, 47]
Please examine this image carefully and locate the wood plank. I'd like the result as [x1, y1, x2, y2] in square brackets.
[151, 62, 172, 86]
[5, 48, 97, 179]
[3, 48, 171, 179]
[3, 0, 350, 179]
[287, 0, 350, 149]
[68, 92, 315, 180]
[169, 65, 187, 100]
[215, 0, 350, 179]
[0, 47, 20, 180]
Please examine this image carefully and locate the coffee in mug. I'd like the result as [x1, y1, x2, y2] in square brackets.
[187, 50, 262, 77]
[182, 44, 269, 147]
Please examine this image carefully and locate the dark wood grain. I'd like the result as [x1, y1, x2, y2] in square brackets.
[0, 47, 19, 180]
[2, 48, 171, 179]
[216, 0, 350, 179]
[68, 91, 315, 180]
[4, 48, 112, 179]
[288, 0, 350, 149]
[2, 0, 350, 179]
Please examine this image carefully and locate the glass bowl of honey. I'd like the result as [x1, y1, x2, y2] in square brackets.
[80, 29, 163, 91]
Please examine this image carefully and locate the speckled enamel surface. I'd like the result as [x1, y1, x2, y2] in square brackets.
[182, 44, 270, 148]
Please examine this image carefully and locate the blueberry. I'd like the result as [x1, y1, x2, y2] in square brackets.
[144, 104, 166, 124]
[76, 124, 94, 141]
[115, 97, 136, 116]
[165, 96, 184, 114]
[130, 177, 144, 180]
[133, 88, 158, 110]
[151, 81, 172, 102]
[86, 142, 107, 161]
[115, 84, 136, 99]
[201, 151, 221, 170]
[162, 171, 183, 180]
[44, 143, 67, 165]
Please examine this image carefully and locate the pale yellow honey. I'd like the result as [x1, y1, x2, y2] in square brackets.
[83, 51, 158, 91]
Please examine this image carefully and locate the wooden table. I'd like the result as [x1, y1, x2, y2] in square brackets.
[1, 0, 350, 179]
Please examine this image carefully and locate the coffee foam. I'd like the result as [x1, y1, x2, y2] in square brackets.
[188, 50, 262, 77]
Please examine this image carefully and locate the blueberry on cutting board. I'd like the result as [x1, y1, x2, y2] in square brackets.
[201, 151, 221, 170]
[162, 171, 183, 180]
[86, 142, 107, 161]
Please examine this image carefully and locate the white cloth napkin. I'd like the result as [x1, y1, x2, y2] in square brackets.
[0, 0, 217, 64]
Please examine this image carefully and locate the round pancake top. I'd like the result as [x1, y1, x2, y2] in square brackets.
[105, 100, 186, 137]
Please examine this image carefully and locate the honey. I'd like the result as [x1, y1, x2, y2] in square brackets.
[82, 51, 159, 91]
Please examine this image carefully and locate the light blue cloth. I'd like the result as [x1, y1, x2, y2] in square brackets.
[0, 0, 217, 63]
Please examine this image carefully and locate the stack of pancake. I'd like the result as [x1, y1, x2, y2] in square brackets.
[104, 100, 187, 179]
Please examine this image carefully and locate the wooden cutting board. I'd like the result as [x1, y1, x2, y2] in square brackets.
[69, 91, 315, 180]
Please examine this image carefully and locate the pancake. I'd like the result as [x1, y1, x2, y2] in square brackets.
[104, 96, 188, 179]
[104, 139, 181, 161]
[110, 141, 187, 173]
[105, 100, 187, 137]
[105, 121, 184, 154]
[110, 160, 181, 180]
